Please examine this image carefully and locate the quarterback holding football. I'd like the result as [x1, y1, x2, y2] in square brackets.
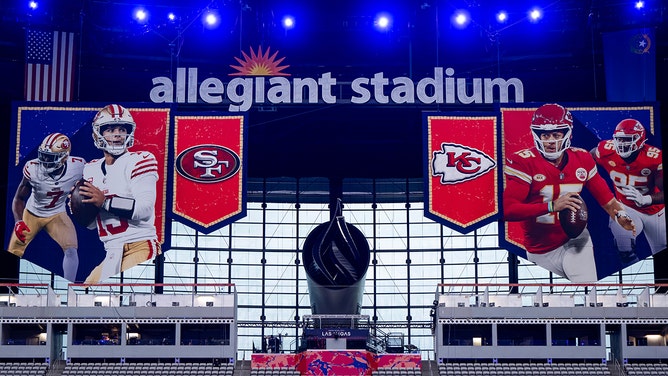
[503, 103, 635, 282]
[7, 133, 85, 282]
[75, 104, 161, 283]
[592, 119, 665, 265]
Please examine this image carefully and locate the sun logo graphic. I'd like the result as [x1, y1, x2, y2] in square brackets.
[229, 46, 290, 76]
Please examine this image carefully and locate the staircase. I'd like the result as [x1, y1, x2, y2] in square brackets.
[46, 359, 66, 376]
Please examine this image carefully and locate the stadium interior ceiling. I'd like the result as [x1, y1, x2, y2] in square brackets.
[0, 1, 666, 262]
[0, 0, 666, 178]
[0, 3, 665, 235]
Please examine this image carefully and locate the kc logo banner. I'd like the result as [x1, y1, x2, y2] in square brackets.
[172, 115, 247, 232]
[424, 114, 499, 233]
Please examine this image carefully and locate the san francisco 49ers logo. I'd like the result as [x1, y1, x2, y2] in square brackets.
[175, 144, 241, 183]
[432, 142, 496, 184]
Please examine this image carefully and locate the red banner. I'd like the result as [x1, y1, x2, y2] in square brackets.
[130, 108, 170, 244]
[500, 108, 538, 250]
[425, 115, 499, 232]
[172, 116, 246, 232]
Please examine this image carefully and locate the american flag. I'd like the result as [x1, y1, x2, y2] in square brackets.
[25, 29, 76, 102]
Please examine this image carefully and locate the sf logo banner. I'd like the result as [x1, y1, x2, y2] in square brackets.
[172, 116, 247, 232]
[176, 145, 240, 183]
[423, 115, 499, 233]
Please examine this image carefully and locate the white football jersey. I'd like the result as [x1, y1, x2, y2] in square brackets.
[83, 151, 158, 247]
[24, 156, 85, 217]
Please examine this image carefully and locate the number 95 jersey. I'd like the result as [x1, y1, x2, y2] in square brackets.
[593, 140, 663, 215]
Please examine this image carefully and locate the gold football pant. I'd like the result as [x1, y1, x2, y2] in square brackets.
[85, 239, 161, 284]
[8, 210, 77, 257]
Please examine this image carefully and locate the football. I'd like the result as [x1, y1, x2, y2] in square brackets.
[558, 195, 588, 239]
[69, 179, 99, 226]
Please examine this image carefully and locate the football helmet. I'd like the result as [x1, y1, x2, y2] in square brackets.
[612, 118, 646, 158]
[38, 133, 71, 173]
[530, 103, 573, 160]
[92, 104, 135, 156]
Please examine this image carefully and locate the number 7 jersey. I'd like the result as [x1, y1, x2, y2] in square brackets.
[24, 157, 85, 217]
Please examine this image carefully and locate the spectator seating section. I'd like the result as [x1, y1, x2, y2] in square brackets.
[249, 367, 300, 376]
[373, 368, 422, 375]
[438, 362, 613, 376]
[625, 363, 668, 376]
[61, 362, 235, 376]
[0, 362, 48, 375]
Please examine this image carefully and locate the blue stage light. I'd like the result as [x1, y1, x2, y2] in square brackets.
[635, 1, 644, 10]
[528, 7, 542, 22]
[282, 15, 295, 29]
[202, 10, 220, 29]
[28, 1, 38, 10]
[496, 11, 508, 23]
[452, 10, 470, 29]
[168, 12, 176, 22]
[134, 8, 148, 23]
[374, 13, 392, 31]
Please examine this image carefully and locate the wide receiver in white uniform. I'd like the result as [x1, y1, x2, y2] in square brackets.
[77, 104, 161, 283]
[592, 118, 665, 265]
[8, 133, 84, 281]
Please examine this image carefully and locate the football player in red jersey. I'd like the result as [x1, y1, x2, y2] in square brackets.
[503, 104, 635, 282]
[592, 119, 665, 265]
[7, 133, 85, 281]
[75, 104, 161, 283]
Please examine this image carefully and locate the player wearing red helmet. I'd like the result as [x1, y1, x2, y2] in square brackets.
[592, 118, 665, 264]
[7, 133, 85, 282]
[75, 104, 160, 283]
[504, 104, 635, 282]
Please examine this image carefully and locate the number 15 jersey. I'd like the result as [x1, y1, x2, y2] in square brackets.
[83, 151, 158, 248]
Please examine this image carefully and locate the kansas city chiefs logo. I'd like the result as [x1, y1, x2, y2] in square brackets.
[176, 144, 241, 183]
[432, 143, 496, 184]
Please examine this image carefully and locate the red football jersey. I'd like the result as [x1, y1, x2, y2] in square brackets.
[504, 147, 614, 254]
[593, 140, 664, 215]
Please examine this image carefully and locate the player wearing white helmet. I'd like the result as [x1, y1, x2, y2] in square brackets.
[7, 133, 85, 282]
[592, 118, 665, 264]
[76, 104, 160, 283]
[503, 104, 635, 282]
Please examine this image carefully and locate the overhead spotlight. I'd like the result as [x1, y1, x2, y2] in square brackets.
[374, 13, 392, 31]
[282, 15, 295, 30]
[28, 1, 38, 10]
[168, 12, 176, 22]
[528, 7, 542, 22]
[134, 8, 149, 23]
[496, 11, 508, 23]
[635, 1, 644, 9]
[202, 9, 220, 29]
[452, 10, 470, 29]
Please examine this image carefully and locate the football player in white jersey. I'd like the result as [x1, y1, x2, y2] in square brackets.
[76, 104, 161, 283]
[592, 119, 665, 265]
[7, 133, 85, 282]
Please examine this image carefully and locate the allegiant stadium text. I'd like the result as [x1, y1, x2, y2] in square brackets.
[149, 67, 525, 112]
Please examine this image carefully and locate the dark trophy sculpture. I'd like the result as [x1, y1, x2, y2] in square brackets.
[302, 202, 370, 315]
